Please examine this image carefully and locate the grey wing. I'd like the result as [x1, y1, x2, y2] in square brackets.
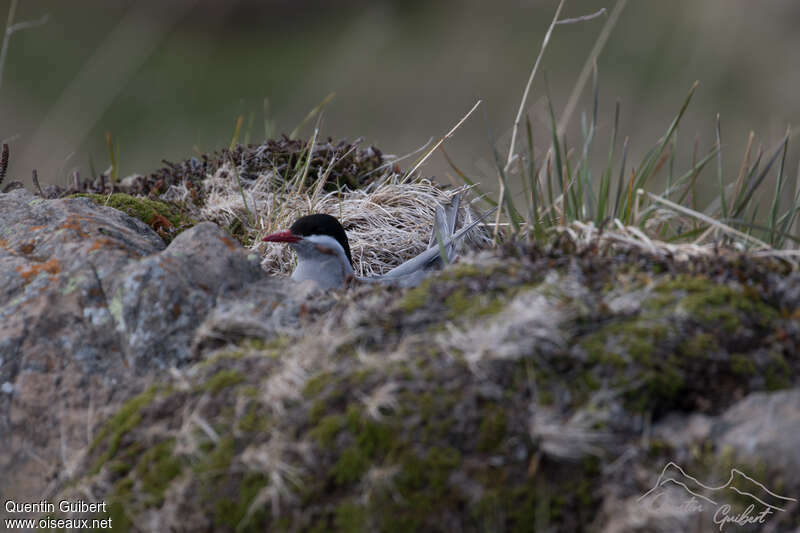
[370, 203, 497, 284]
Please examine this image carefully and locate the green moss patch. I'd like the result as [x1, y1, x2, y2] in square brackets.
[89, 387, 158, 475]
[69, 193, 193, 242]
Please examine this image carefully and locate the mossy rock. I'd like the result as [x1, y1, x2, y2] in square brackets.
[69, 193, 194, 242]
[51, 237, 800, 532]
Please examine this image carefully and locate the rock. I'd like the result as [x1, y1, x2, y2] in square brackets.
[107, 222, 265, 369]
[0, 190, 278, 506]
[594, 388, 800, 533]
[190, 279, 332, 356]
[0, 189, 167, 503]
[712, 388, 800, 475]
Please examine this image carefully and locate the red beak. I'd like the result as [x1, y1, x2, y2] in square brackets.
[262, 230, 302, 243]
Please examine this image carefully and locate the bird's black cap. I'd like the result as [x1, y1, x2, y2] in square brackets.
[290, 214, 353, 266]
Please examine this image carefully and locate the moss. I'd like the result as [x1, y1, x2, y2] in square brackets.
[213, 473, 270, 531]
[70, 193, 192, 242]
[581, 320, 667, 364]
[198, 350, 245, 369]
[330, 406, 396, 486]
[240, 385, 260, 398]
[653, 275, 778, 332]
[765, 351, 792, 390]
[89, 474, 137, 532]
[313, 405, 396, 488]
[195, 436, 235, 476]
[578, 312, 691, 413]
[103, 442, 142, 479]
[399, 386, 458, 445]
[396, 278, 433, 314]
[238, 404, 271, 433]
[304, 372, 335, 398]
[352, 368, 374, 385]
[311, 414, 345, 447]
[573, 271, 791, 414]
[679, 332, 719, 357]
[333, 446, 370, 485]
[334, 501, 368, 532]
[241, 336, 290, 353]
[630, 366, 685, 413]
[444, 288, 505, 321]
[308, 400, 327, 425]
[349, 406, 394, 456]
[136, 439, 183, 506]
[730, 353, 757, 375]
[200, 369, 245, 394]
[372, 446, 461, 532]
[439, 262, 485, 280]
[478, 405, 508, 452]
[471, 459, 602, 533]
[89, 387, 158, 474]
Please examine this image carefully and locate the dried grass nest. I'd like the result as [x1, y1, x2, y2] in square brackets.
[162, 162, 494, 278]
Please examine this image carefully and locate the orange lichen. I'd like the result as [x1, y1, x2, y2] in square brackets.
[89, 238, 116, 253]
[19, 242, 35, 255]
[15, 258, 61, 283]
[58, 216, 90, 238]
[220, 236, 237, 251]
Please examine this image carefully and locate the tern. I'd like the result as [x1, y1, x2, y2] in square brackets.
[263, 195, 494, 289]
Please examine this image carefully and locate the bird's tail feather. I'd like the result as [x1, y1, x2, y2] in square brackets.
[427, 192, 461, 262]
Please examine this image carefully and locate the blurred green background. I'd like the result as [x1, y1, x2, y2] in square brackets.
[2, 0, 799, 198]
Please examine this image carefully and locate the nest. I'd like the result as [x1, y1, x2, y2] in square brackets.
[192, 163, 493, 278]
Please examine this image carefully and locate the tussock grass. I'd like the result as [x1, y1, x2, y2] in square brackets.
[450, 0, 799, 261]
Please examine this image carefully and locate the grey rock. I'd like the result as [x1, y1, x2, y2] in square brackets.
[107, 222, 265, 369]
[712, 387, 800, 475]
[596, 388, 800, 533]
[0, 188, 168, 504]
[0, 190, 277, 505]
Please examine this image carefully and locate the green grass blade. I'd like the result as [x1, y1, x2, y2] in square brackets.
[731, 148, 763, 218]
[492, 143, 523, 232]
[546, 93, 565, 203]
[613, 137, 629, 219]
[715, 114, 727, 221]
[290, 92, 335, 140]
[229, 115, 243, 151]
[732, 134, 789, 219]
[723, 218, 800, 246]
[440, 147, 497, 208]
[633, 81, 698, 194]
[597, 100, 621, 224]
[673, 147, 719, 205]
[525, 114, 539, 226]
[768, 129, 790, 245]
[295, 127, 319, 194]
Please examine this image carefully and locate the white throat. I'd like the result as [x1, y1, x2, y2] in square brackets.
[289, 234, 354, 289]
